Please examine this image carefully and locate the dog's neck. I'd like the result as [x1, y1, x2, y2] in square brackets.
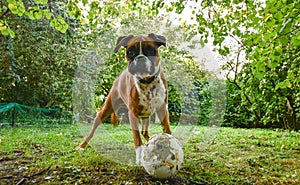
[136, 66, 161, 84]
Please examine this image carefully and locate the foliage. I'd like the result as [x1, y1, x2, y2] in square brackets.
[0, 0, 67, 37]
[0, 0, 83, 114]
[1, 124, 299, 184]
[223, 80, 254, 128]
[167, 0, 300, 130]
[160, 46, 209, 124]
[2, 0, 298, 129]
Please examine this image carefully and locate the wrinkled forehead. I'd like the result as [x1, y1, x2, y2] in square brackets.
[126, 36, 157, 49]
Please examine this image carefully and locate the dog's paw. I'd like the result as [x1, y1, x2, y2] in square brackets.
[76, 141, 88, 151]
[135, 146, 145, 165]
[76, 146, 85, 151]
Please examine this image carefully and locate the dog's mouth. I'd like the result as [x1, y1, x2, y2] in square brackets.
[135, 66, 161, 84]
[128, 55, 161, 84]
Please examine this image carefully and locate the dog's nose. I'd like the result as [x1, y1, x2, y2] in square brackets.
[135, 55, 147, 63]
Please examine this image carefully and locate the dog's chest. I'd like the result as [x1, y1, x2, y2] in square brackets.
[136, 79, 166, 117]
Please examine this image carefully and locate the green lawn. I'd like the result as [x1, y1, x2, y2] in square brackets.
[0, 123, 299, 184]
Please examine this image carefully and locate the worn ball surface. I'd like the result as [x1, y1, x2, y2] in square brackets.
[142, 133, 184, 179]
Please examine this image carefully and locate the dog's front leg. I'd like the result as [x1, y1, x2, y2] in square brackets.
[141, 118, 150, 141]
[157, 105, 171, 135]
[129, 112, 144, 165]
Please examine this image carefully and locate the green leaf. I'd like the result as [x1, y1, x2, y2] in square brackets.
[27, 11, 35, 20]
[35, 0, 47, 4]
[26, 7, 41, 20]
[82, 0, 88, 5]
[40, 0, 48, 4]
[218, 47, 230, 56]
[50, 16, 69, 33]
[1, 28, 14, 38]
[253, 70, 265, 79]
[291, 32, 300, 46]
[8, 3, 17, 14]
[7, 0, 16, 4]
[275, 79, 292, 90]
[291, 37, 300, 46]
[267, 59, 279, 68]
[274, 46, 282, 56]
[8, 0, 25, 16]
[278, 35, 289, 45]
[50, 18, 56, 27]
[43, 10, 52, 19]
[0, 20, 14, 38]
[34, 11, 43, 20]
[274, 11, 283, 21]
[17, 2, 25, 16]
[252, 61, 266, 79]
[1, 29, 9, 35]
[9, 29, 15, 38]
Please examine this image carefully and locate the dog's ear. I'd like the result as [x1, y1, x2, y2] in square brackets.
[114, 35, 134, 53]
[148, 33, 166, 48]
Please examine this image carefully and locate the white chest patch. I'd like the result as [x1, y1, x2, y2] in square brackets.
[135, 77, 166, 117]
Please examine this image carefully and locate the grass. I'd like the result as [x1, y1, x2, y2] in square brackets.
[0, 123, 299, 184]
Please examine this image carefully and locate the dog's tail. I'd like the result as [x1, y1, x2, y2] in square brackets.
[111, 113, 119, 126]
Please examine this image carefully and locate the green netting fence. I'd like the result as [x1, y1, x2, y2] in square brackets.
[0, 103, 64, 126]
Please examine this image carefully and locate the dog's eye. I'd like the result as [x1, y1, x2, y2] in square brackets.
[143, 46, 156, 56]
[127, 47, 139, 60]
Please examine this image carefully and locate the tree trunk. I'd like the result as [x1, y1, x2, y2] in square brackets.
[283, 99, 299, 131]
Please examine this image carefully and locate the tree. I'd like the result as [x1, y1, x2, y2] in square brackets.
[167, 0, 299, 129]
[6, 0, 294, 130]
[0, 1, 82, 110]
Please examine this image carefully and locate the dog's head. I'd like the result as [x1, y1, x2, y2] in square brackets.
[114, 33, 166, 79]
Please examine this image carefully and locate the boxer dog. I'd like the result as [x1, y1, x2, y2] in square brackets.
[77, 33, 171, 164]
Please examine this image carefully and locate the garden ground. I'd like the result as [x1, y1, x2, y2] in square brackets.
[0, 123, 299, 184]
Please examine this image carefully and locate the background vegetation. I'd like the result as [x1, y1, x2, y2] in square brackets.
[1, 0, 299, 130]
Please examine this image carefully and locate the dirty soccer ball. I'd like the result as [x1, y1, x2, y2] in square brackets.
[142, 133, 184, 179]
